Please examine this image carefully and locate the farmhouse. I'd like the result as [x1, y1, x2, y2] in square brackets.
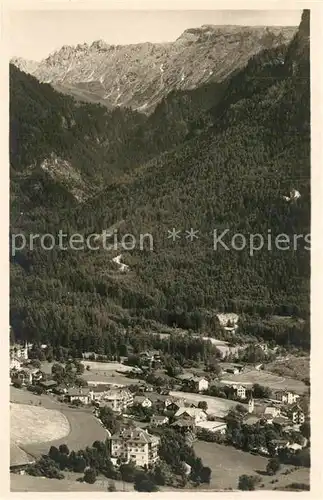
[151, 415, 169, 426]
[216, 313, 239, 332]
[196, 420, 227, 434]
[110, 427, 160, 467]
[177, 374, 209, 392]
[148, 394, 175, 411]
[39, 379, 57, 391]
[82, 351, 98, 360]
[133, 395, 153, 408]
[264, 406, 281, 418]
[65, 388, 91, 405]
[10, 444, 35, 474]
[174, 407, 207, 424]
[11, 367, 41, 386]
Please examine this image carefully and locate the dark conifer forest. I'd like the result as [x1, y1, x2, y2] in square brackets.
[10, 11, 310, 355]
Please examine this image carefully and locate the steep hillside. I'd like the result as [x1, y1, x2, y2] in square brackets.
[12, 25, 296, 113]
[10, 63, 227, 228]
[10, 14, 310, 354]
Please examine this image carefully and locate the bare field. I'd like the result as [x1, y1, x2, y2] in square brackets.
[222, 369, 307, 393]
[11, 403, 70, 446]
[169, 390, 247, 417]
[194, 442, 309, 491]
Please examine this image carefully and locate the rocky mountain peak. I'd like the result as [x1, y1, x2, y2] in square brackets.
[11, 24, 297, 114]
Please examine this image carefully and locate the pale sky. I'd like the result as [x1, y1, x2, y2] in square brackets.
[9, 10, 302, 61]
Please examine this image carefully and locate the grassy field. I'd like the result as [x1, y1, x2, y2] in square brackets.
[10, 386, 62, 409]
[40, 360, 139, 387]
[222, 369, 306, 393]
[11, 403, 70, 446]
[194, 441, 310, 491]
[82, 371, 139, 386]
[10, 387, 109, 459]
[169, 390, 247, 417]
[10, 472, 134, 492]
[265, 356, 310, 382]
[10, 472, 180, 492]
[23, 408, 109, 458]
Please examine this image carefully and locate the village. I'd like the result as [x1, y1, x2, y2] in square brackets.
[10, 325, 310, 492]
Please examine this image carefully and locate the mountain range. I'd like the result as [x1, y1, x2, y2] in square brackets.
[11, 24, 296, 113]
[10, 13, 310, 355]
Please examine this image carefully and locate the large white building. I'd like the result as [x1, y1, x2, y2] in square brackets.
[110, 427, 160, 467]
[98, 388, 133, 412]
[274, 391, 300, 405]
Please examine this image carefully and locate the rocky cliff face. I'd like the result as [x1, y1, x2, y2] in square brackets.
[11, 25, 296, 114]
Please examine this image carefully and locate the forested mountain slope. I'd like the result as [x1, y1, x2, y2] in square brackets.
[10, 12, 310, 353]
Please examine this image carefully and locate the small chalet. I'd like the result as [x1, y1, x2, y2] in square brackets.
[151, 415, 169, 426]
[65, 388, 91, 405]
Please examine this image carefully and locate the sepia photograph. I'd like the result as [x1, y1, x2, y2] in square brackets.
[7, 3, 311, 493]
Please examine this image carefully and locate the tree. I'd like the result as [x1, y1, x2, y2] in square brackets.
[253, 383, 271, 399]
[75, 361, 85, 375]
[300, 422, 310, 439]
[238, 474, 260, 491]
[48, 446, 61, 462]
[59, 444, 70, 455]
[134, 472, 159, 492]
[198, 401, 208, 411]
[266, 457, 281, 476]
[200, 466, 212, 483]
[120, 461, 137, 482]
[99, 406, 120, 434]
[84, 467, 97, 484]
[164, 357, 182, 378]
[152, 460, 173, 486]
[30, 359, 41, 369]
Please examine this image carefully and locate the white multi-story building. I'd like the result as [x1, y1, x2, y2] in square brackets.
[10, 342, 29, 361]
[99, 389, 133, 412]
[110, 427, 160, 467]
[274, 391, 300, 405]
[289, 405, 306, 424]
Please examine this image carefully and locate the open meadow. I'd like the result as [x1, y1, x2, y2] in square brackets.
[222, 369, 306, 393]
[169, 390, 247, 417]
[10, 387, 109, 459]
[40, 360, 139, 386]
[11, 403, 70, 446]
[265, 356, 310, 382]
[194, 441, 310, 491]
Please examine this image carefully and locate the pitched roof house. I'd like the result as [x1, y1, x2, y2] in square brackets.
[174, 407, 207, 424]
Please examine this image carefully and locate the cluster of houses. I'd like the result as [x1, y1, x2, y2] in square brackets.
[9, 339, 309, 470]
